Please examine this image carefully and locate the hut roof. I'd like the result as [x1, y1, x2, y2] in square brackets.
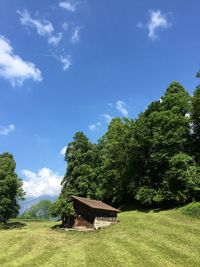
[72, 196, 120, 212]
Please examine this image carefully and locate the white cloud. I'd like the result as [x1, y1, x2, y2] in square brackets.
[60, 146, 67, 155]
[0, 124, 15, 135]
[147, 10, 171, 40]
[48, 33, 63, 46]
[0, 36, 42, 86]
[60, 55, 72, 70]
[102, 114, 112, 124]
[89, 122, 101, 131]
[18, 10, 63, 46]
[22, 168, 62, 198]
[59, 1, 76, 12]
[71, 26, 80, 43]
[62, 22, 68, 31]
[116, 100, 128, 117]
[18, 10, 54, 37]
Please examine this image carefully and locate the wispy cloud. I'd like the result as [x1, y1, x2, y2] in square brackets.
[71, 26, 80, 43]
[60, 146, 67, 155]
[60, 55, 72, 70]
[62, 22, 68, 31]
[18, 10, 54, 37]
[0, 36, 42, 86]
[18, 10, 62, 46]
[89, 122, 101, 131]
[0, 124, 15, 135]
[102, 114, 112, 124]
[22, 168, 62, 197]
[48, 33, 63, 46]
[138, 10, 171, 41]
[116, 101, 128, 117]
[59, 1, 77, 12]
[147, 10, 171, 40]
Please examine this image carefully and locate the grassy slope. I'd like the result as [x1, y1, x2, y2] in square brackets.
[0, 210, 200, 267]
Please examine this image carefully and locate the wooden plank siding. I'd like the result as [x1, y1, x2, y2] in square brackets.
[71, 196, 119, 229]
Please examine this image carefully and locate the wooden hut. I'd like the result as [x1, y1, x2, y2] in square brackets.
[71, 196, 120, 229]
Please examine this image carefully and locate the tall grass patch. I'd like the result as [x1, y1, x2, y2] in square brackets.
[180, 202, 200, 218]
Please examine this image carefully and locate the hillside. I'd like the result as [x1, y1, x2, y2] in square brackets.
[0, 210, 200, 267]
[19, 195, 57, 215]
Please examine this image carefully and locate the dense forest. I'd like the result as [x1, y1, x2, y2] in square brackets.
[59, 76, 200, 209]
[2, 77, 200, 223]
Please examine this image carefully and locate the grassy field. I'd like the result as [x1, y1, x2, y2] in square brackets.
[0, 210, 200, 267]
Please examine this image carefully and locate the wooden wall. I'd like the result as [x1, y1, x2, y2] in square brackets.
[73, 199, 117, 227]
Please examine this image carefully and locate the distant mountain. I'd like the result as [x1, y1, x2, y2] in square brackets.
[19, 195, 58, 215]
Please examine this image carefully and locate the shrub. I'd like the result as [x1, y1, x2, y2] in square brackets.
[136, 187, 156, 206]
[179, 202, 200, 219]
[51, 197, 75, 227]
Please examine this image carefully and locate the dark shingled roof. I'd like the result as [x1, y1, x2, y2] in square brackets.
[72, 196, 120, 212]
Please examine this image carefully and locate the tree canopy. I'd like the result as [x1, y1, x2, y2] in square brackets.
[51, 197, 75, 226]
[59, 80, 200, 209]
[0, 153, 24, 223]
[191, 73, 200, 164]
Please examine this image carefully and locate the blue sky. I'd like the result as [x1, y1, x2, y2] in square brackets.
[0, 0, 200, 197]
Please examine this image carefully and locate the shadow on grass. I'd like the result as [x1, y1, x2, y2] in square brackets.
[49, 217, 62, 229]
[0, 221, 26, 230]
[51, 224, 62, 229]
[119, 201, 174, 213]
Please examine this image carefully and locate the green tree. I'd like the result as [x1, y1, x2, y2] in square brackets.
[161, 153, 200, 204]
[132, 101, 161, 199]
[51, 197, 75, 226]
[135, 82, 192, 206]
[98, 118, 135, 204]
[61, 132, 98, 198]
[58, 80, 200, 209]
[0, 153, 24, 223]
[191, 72, 200, 163]
[21, 200, 53, 219]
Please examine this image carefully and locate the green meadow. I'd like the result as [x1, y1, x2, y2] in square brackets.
[0, 210, 200, 267]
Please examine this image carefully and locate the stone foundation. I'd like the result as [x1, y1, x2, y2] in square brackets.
[94, 218, 115, 229]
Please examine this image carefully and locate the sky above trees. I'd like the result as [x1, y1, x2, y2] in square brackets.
[0, 0, 200, 198]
